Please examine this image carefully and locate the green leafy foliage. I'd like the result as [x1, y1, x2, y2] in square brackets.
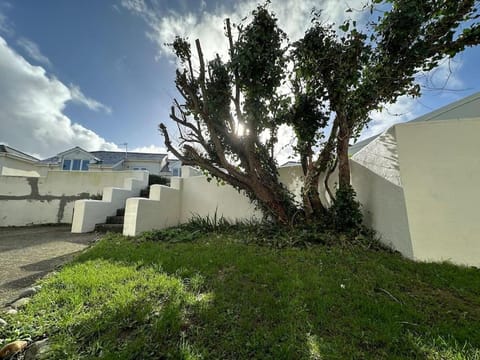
[148, 174, 170, 186]
[329, 184, 363, 234]
[160, 4, 298, 225]
[232, 4, 287, 130]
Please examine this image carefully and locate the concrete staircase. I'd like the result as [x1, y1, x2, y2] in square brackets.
[94, 208, 125, 233]
[93, 188, 151, 233]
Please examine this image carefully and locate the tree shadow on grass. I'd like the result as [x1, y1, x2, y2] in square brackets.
[6, 257, 213, 359]
[54, 287, 208, 359]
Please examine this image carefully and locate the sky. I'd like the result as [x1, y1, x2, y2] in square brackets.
[0, 0, 479, 162]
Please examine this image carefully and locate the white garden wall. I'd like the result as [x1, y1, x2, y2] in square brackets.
[0, 170, 147, 226]
[350, 161, 413, 258]
[123, 164, 339, 237]
[396, 118, 480, 267]
[178, 175, 262, 223]
[123, 172, 261, 236]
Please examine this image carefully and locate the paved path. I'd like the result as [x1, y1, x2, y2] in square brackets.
[0, 225, 97, 306]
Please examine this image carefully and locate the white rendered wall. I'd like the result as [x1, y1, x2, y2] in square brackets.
[124, 160, 163, 175]
[277, 164, 337, 206]
[396, 118, 480, 267]
[124, 165, 338, 236]
[0, 156, 42, 177]
[350, 161, 413, 258]
[279, 161, 414, 257]
[351, 127, 402, 186]
[0, 170, 147, 227]
[43, 170, 146, 194]
[123, 168, 262, 236]
[277, 165, 304, 204]
[178, 172, 262, 223]
[123, 181, 181, 236]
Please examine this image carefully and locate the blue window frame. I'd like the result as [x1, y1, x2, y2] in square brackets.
[72, 159, 81, 171]
[81, 160, 89, 171]
[62, 159, 71, 170]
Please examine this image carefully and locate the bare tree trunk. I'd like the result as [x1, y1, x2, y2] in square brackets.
[304, 168, 326, 219]
[300, 118, 340, 220]
[324, 156, 337, 202]
[163, 131, 294, 224]
[250, 177, 292, 224]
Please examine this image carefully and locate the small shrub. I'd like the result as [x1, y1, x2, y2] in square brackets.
[137, 227, 199, 243]
[329, 185, 363, 234]
[149, 174, 170, 186]
[136, 207, 380, 250]
[185, 210, 232, 233]
[90, 193, 102, 200]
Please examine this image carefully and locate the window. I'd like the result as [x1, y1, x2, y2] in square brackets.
[72, 159, 81, 170]
[62, 159, 71, 170]
[62, 159, 89, 171]
[172, 168, 181, 177]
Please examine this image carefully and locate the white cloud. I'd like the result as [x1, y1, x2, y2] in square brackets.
[130, 144, 167, 153]
[16, 37, 51, 67]
[416, 56, 464, 92]
[121, 0, 365, 163]
[274, 124, 298, 165]
[121, 0, 367, 61]
[0, 36, 119, 159]
[69, 84, 112, 114]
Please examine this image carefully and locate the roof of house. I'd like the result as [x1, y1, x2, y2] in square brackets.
[40, 146, 94, 164]
[40, 148, 167, 166]
[0, 144, 39, 162]
[280, 161, 301, 167]
[90, 151, 166, 165]
[39, 156, 60, 164]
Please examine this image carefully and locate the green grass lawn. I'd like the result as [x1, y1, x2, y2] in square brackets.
[1, 229, 479, 359]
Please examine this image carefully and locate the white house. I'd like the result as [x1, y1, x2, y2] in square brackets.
[0, 144, 41, 177]
[38, 146, 169, 175]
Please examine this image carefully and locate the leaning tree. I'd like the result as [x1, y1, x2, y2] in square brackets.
[160, 0, 480, 228]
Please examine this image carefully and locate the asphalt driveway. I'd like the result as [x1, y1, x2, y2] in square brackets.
[0, 225, 97, 306]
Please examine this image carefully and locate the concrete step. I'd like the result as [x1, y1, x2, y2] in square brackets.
[106, 215, 124, 224]
[140, 188, 149, 198]
[94, 223, 123, 233]
[116, 208, 125, 216]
